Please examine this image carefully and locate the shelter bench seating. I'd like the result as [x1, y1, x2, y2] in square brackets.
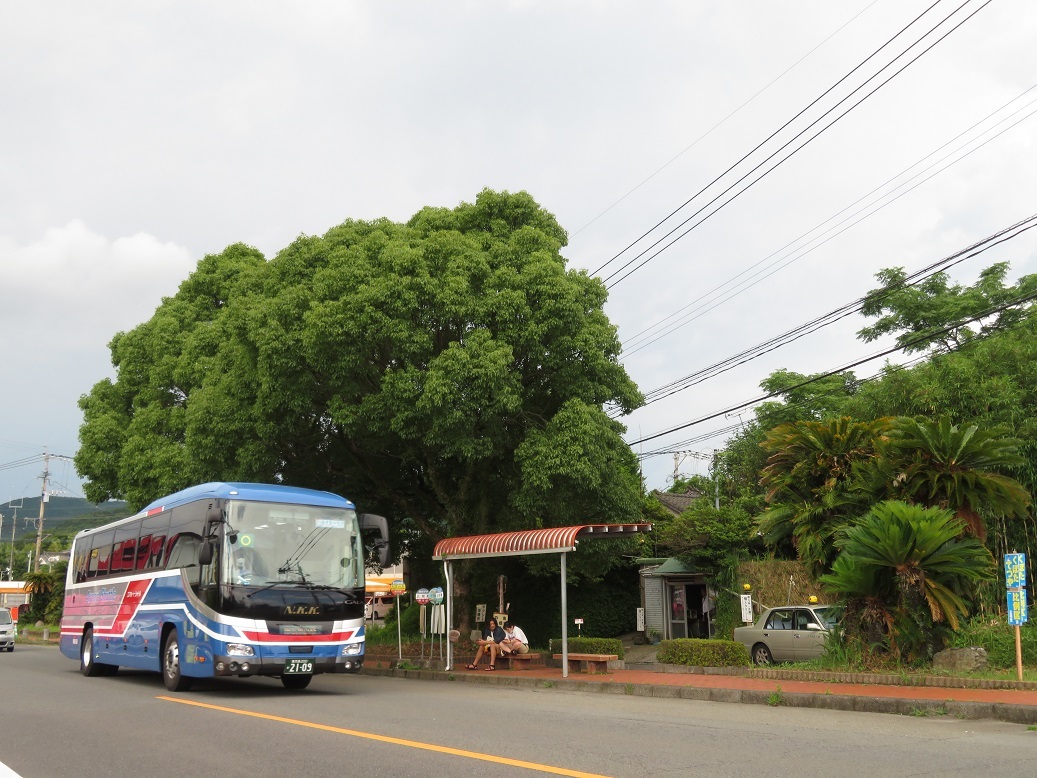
[495, 652, 541, 670]
[553, 653, 619, 674]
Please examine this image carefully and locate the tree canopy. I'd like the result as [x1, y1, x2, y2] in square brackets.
[76, 190, 644, 551]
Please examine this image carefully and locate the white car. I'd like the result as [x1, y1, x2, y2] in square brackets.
[733, 604, 839, 665]
[365, 595, 394, 620]
[0, 608, 15, 652]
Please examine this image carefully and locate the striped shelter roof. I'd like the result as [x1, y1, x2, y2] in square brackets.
[432, 524, 652, 561]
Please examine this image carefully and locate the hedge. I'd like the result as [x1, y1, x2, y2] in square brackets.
[655, 638, 750, 667]
[548, 636, 625, 660]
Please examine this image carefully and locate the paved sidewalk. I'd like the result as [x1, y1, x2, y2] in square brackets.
[363, 659, 1037, 725]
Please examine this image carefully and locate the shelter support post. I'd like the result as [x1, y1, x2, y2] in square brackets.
[445, 560, 453, 671]
[561, 551, 568, 679]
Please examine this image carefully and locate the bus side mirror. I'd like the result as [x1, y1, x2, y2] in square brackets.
[199, 540, 213, 566]
[359, 513, 390, 567]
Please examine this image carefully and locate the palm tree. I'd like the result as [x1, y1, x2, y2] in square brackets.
[874, 416, 1031, 539]
[822, 501, 995, 660]
[758, 416, 890, 577]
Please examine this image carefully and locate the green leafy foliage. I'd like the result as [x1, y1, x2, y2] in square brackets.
[655, 638, 750, 667]
[950, 617, 1037, 668]
[822, 501, 995, 662]
[857, 262, 1037, 355]
[74, 190, 645, 618]
[548, 636, 624, 660]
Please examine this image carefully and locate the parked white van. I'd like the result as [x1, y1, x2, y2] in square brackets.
[365, 596, 394, 620]
[0, 607, 15, 652]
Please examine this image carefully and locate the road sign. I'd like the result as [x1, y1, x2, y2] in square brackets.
[415, 587, 430, 604]
[390, 578, 406, 594]
[740, 594, 754, 624]
[428, 586, 444, 605]
[1005, 553, 1027, 589]
[1008, 589, 1028, 626]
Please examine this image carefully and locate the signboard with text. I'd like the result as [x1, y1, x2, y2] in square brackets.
[1008, 590, 1028, 626]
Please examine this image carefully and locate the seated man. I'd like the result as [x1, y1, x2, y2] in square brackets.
[493, 621, 529, 661]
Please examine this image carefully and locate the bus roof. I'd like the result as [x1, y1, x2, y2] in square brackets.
[141, 482, 356, 513]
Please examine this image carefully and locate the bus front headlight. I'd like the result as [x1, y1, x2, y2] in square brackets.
[341, 643, 362, 656]
[226, 643, 255, 657]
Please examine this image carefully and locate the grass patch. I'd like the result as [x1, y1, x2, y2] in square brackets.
[768, 684, 784, 706]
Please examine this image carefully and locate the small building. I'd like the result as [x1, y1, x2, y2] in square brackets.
[640, 487, 715, 640]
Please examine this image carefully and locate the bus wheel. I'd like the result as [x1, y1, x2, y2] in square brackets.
[80, 628, 106, 677]
[162, 630, 194, 692]
[281, 674, 312, 690]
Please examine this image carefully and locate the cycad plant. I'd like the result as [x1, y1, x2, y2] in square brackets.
[822, 500, 995, 662]
[758, 416, 889, 577]
[874, 416, 1030, 539]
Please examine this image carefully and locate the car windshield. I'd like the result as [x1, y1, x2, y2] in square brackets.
[0, 610, 11, 625]
[813, 607, 841, 630]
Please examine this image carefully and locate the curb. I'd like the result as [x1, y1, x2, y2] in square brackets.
[361, 666, 1037, 725]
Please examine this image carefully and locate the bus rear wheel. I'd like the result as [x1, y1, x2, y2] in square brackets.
[162, 630, 194, 692]
[281, 674, 312, 690]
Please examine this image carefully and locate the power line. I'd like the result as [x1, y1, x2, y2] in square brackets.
[601, 0, 994, 289]
[627, 285, 1037, 447]
[570, 1, 882, 239]
[619, 83, 1037, 356]
[621, 213, 1037, 413]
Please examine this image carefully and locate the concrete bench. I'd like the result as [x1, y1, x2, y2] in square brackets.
[553, 653, 619, 674]
[495, 652, 541, 670]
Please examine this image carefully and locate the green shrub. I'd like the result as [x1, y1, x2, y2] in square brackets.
[950, 617, 1037, 668]
[548, 636, 624, 659]
[655, 638, 750, 667]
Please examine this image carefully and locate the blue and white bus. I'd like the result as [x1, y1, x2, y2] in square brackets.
[60, 482, 389, 691]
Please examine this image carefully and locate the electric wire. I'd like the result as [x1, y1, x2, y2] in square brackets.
[571, 1, 882, 239]
[627, 285, 1037, 447]
[602, 0, 995, 289]
[619, 83, 1037, 356]
[619, 213, 1037, 413]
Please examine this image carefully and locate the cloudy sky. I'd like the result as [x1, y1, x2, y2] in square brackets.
[2, 0, 1036, 513]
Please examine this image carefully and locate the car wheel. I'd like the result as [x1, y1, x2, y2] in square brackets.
[7, 645, 13, 652]
[281, 674, 312, 690]
[162, 629, 194, 692]
[752, 643, 773, 666]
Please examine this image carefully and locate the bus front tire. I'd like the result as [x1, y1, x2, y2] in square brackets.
[281, 674, 312, 690]
[80, 628, 113, 677]
[162, 630, 194, 692]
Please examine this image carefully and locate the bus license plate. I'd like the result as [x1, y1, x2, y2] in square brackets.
[284, 658, 313, 675]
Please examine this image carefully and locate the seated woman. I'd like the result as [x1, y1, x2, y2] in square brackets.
[466, 618, 505, 670]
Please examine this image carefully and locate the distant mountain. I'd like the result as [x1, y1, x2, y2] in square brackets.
[2, 496, 129, 542]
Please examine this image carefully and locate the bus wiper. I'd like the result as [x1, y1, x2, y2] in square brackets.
[278, 527, 330, 579]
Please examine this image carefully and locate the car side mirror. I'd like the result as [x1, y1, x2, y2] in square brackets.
[806, 622, 822, 631]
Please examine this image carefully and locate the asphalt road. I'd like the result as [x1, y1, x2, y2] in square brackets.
[1, 644, 1035, 777]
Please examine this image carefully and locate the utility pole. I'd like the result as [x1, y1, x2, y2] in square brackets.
[33, 452, 51, 573]
[32, 451, 73, 573]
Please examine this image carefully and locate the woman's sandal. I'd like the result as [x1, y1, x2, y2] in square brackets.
[486, 665, 495, 671]
[465, 664, 477, 670]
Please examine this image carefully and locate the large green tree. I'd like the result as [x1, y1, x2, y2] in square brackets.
[77, 190, 644, 562]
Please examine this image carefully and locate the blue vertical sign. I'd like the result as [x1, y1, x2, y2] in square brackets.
[1005, 553, 1028, 626]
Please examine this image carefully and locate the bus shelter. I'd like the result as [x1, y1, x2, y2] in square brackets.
[432, 523, 652, 677]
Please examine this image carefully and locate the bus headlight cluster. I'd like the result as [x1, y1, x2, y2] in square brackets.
[226, 643, 255, 657]
[341, 643, 362, 656]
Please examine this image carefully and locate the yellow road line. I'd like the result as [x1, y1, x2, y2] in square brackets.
[157, 696, 611, 778]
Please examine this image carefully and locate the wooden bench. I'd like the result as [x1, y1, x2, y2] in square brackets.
[553, 653, 618, 674]
[495, 652, 541, 670]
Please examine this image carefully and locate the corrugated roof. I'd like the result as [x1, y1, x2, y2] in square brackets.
[432, 524, 652, 561]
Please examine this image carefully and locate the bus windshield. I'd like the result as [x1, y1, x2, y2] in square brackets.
[222, 500, 363, 589]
